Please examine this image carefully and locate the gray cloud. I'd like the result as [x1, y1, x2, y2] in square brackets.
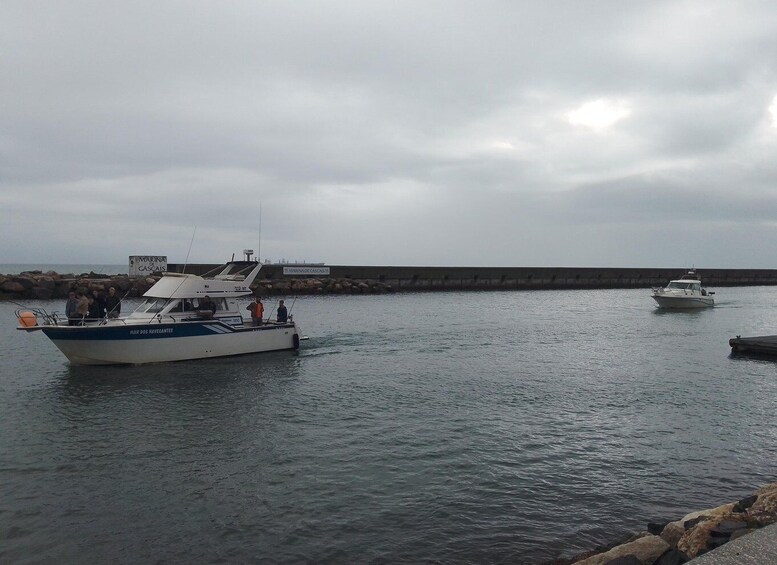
[2, 0, 777, 267]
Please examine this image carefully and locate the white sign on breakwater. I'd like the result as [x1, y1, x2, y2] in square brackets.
[283, 266, 330, 276]
[129, 255, 168, 277]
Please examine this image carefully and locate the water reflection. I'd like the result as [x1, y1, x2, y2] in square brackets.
[650, 307, 710, 317]
[728, 351, 777, 364]
[56, 350, 302, 403]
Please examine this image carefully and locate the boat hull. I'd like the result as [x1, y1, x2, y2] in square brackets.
[40, 321, 300, 365]
[651, 294, 714, 309]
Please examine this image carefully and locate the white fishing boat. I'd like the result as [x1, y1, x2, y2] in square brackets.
[651, 269, 715, 309]
[16, 256, 306, 365]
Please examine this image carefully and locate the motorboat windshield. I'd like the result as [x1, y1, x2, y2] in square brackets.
[665, 281, 701, 291]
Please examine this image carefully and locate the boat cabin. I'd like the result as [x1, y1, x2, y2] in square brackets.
[124, 260, 264, 326]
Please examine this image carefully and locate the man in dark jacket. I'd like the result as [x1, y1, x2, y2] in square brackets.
[91, 290, 106, 319]
[105, 286, 121, 318]
[65, 291, 79, 326]
[276, 300, 288, 323]
[197, 296, 217, 319]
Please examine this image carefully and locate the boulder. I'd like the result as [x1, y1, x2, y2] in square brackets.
[751, 482, 777, 514]
[35, 277, 56, 290]
[677, 513, 743, 557]
[31, 286, 54, 299]
[733, 495, 758, 513]
[670, 502, 735, 533]
[11, 276, 35, 290]
[745, 483, 777, 527]
[111, 278, 132, 292]
[603, 556, 641, 565]
[652, 548, 689, 565]
[1, 280, 26, 293]
[659, 522, 685, 547]
[575, 534, 669, 565]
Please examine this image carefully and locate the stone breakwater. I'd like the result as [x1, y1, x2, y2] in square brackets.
[6, 264, 777, 301]
[550, 481, 777, 565]
[0, 271, 395, 301]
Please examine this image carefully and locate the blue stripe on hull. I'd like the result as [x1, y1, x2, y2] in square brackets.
[41, 322, 294, 341]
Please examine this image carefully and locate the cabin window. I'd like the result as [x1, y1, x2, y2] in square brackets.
[189, 297, 228, 311]
[138, 298, 169, 314]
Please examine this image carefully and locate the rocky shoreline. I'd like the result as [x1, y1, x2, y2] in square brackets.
[550, 481, 777, 564]
[0, 270, 395, 301]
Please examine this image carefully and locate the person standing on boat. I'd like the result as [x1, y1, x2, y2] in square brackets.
[246, 296, 263, 326]
[65, 291, 79, 326]
[197, 295, 217, 320]
[91, 289, 106, 319]
[276, 300, 288, 323]
[87, 295, 99, 320]
[75, 291, 89, 324]
[105, 286, 121, 318]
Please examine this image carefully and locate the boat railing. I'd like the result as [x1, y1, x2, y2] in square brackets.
[16, 307, 63, 328]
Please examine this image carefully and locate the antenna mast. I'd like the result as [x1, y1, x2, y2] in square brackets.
[182, 226, 197, 274]
[258, 201, 262, 264]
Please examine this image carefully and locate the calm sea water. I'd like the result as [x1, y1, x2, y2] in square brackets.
[2, 288, 777, 563]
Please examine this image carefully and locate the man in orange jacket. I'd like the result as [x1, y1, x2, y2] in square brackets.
[247, 296, 264, 326]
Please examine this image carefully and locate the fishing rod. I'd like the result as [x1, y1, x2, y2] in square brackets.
[266, 299, 280, 324]
[288, 296, 298, 319]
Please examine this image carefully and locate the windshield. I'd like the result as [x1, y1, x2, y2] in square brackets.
[133, 297, 229, 315]
[135, 298, 170, 314]
[666, 282, 692, 290]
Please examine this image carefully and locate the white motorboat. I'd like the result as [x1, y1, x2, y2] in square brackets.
[651, 269, 715, 309]
[16, 257, 306, 365]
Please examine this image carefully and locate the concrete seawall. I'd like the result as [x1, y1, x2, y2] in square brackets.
[169, 264, 777, 291]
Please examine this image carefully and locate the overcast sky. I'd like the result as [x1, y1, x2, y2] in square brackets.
[2, 1, 777, 267]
